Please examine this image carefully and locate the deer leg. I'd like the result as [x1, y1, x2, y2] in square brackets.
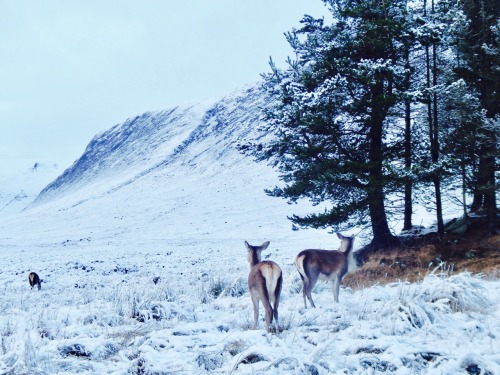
[301, 277, 316, 308]
[264, 302, 273, 332]
[251, 294, 260, 329]
[300, 275, 316, 308]
[302, 281, 308, 309]
[273, 274, 282, 324]
[272, 304, 279, 327]
[305, 286, 316, 308]
[258, 285, 273, 332]
[332, 276, 341, 303]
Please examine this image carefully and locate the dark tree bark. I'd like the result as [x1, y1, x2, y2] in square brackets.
[368, 78, 398, 249]
[431, 31, 444, 238]
[403, 42, 413, 231]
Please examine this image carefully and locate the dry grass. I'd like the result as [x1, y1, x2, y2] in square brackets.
[344, 219, 500, 290]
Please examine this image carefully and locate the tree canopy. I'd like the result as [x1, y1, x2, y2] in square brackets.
[256, 0, 498, 249]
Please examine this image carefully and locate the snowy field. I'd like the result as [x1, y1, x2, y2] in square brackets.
[1, 240, 498, 374]
[0, 86, 499, 374]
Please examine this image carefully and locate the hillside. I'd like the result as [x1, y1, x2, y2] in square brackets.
[0, 85, 336, 251]
[0, 161, 62, 217]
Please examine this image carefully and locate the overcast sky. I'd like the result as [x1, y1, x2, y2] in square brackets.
[0, 1, 329, 170]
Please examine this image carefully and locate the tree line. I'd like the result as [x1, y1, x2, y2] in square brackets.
[254, 0, 498, 249]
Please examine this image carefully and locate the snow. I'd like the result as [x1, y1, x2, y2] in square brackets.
[0, 85, 498, 374]
[0, 160, 64, 217]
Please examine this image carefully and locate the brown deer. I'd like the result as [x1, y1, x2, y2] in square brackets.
[28, 272, 42, 290]
[295, 233, 355, 308]
[245, 240, 282, 332]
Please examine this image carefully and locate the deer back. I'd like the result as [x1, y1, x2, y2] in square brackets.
[297, 249, 348, 280]
[296, 233, 355, 281]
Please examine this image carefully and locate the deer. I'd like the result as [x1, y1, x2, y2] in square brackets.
[295, 233, 355, 308]
[245, 240, 283, 332]
[28, 272, 42, 290]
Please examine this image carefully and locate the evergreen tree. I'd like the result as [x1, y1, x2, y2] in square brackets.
[407, 0, 481, 235]
[259, 0, 413, 249]
[440, 80, 485, 218]
[411, 0, 449, 237]
[429, 1, 483, 225]
[456, 0, 499, 233]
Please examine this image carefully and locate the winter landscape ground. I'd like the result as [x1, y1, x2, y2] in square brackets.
[0, 86, 498, 374]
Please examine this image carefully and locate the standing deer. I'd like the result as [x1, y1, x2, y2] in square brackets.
[295, 233, 355, 308]
[245, 240, 282, 332]
[28, 272, 42, 290]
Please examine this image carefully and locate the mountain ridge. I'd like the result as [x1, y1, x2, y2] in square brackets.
[32, 85, 269, 208]
[1, 83, 335, 250]
[0, 161, 62, 217]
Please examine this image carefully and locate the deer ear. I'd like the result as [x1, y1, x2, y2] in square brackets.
[244, 241, 251, 250]
[261, 241, 270, 250]
[336, 232, 344, 239]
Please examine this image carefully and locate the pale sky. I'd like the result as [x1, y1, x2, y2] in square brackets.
[0, 1, 328, 170]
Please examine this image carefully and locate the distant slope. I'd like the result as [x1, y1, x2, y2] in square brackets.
[0, 85, 335, 249]
[0, 161, 62, 217]
[33, 85, 270, 207]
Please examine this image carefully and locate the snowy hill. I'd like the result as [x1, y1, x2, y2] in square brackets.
[0, 161, 63, 217]
[3, 84, 334, 249]
[0, 85, 498, 374]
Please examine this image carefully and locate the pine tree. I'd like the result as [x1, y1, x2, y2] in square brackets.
[259, 0, 413, 249]
[456, 0, 499, 233]
[409, 0, 472, 235]
[402, 38, 414, 231]
[413, 0, 447, 236]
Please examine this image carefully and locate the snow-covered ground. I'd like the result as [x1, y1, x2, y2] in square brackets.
[1, 244, 498, 374]
[0, 86, 498, 374]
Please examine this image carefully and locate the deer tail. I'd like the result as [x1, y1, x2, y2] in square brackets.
[295, 254, 308, 283]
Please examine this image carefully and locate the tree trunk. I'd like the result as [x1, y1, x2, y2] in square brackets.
[432, 39, 444, 237]
[368, 79, 398, 250]
[368, 186, 398, 250]
[471, 153, 488, 212]
[403, 44, 413, 231]
[473, 132, 498, 233]
[471, 146, 486, 212]
[424, 0, 444, 238]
